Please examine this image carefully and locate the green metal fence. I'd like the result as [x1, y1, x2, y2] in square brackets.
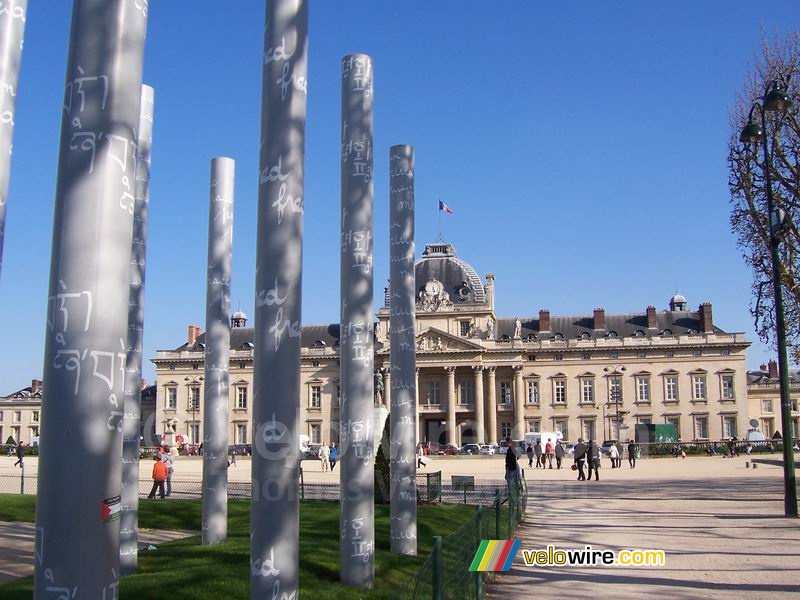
[392, 473, 527, 600]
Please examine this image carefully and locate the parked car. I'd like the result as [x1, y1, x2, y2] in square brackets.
[478, 444, 496, 455]
[600, 440, 618, 456]
[439, 443, 459, 456]
[302, 444, 322, 460]
[228, 443, 252, 456]
[564, 443, 575, 457]
[460, 443, 481, 455]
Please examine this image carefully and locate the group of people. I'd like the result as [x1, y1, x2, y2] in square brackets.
[147, 446, 175, 500]
[316, 442, 338, 472]
[572, 439, 638, 481]
[525, 439, 565, 469]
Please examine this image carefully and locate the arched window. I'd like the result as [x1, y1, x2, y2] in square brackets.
[313, 339, 326, 348]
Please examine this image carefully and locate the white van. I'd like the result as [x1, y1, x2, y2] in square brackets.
[523, 431, 562, 448]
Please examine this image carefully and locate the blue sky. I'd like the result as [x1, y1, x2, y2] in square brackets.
[0, 1, 798, 390]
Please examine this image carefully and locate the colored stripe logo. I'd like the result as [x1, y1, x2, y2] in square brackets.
[469, 540, 521, 572]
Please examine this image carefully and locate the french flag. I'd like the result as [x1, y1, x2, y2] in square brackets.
[439, 200, 454, 215]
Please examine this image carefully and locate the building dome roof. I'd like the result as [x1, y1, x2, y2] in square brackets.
[670, 293, 686, 304]
[232, 310, 247, 320]
[414, 243, 485, 305]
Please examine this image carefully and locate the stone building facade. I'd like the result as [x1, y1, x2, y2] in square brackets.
[746, 361, 800, 440]
[152, 242, 752, 448]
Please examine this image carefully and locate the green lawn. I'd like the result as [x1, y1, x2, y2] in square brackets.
[0, 495, 473, 599]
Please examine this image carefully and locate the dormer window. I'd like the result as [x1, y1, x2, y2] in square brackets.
[313, 340, 326, 348]
[608, 331, 618, 338]
[633, 330, 645, 337]
[553, 333, 564, 340]
[661, 329, 673, 336]
[526, 334, 537, 341]
[241, 342, 254, 349]
[580, 332, 591, 340]
[500, 334, 511, 341]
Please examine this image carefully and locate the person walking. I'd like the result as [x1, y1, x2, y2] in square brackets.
[417, 444, 426, 468]
[615, 441, 623, 468]
[534, 440, 543, 468]
[586, 439, 600, 481]
[229, 448, 237, 467]
[320, 443, 330, 472]
[608, 443, 619, 468]
[13, 441, 25, 468]
[545, 438, 555, 469]
[573, 437, 587, 481]
[554, 440, 565, 469]
[526, 443, 534, 468]
[628, 441, 637, 468]
[504, 437, 521, 497]
[148, 455, 168, 499]
[161, 446, 174, 496]
[329, 442, 338, 471]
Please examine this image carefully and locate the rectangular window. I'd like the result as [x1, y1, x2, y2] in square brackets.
[13, 411, 21, 423]
[30, 426, 39, 438]
[761, 399, 773, 414]
[792, 418, 798, 439]
[459, 380, 473, 405]
[310, 385, 322, 409]
[189, 423, 200, 445]
[762, 418, 774, 438]
[666, 416, 680, 434]
[581, 379, 594, 404]
[608, 376, 622, 404]
[500, 382, 512, 405]
[12, 426, 20, 442]
[310, 423, 321, 445]
[583, 419, 596, 441]
[554, 380, 566, 404]
[167, 387, 177, 409]
[664, 376, 678, 402]
[460, 321, 470, 336]
[0, 411, 4, 422]
[665, 350, 675, 358]
[694, 416, 708, 439]
[236, 423, 248, 444]
[692, 375, 706, 400]
[427, 381, 440, 405]
[501, 422, 512, 439]
[527, 380, 540, 405]
[554, 419, 568, 440]
[237, 386, 248, 409]
[189, 387, 201, 410]
[526, 419, 540, 433]
[32, 411, 39, 423]
[723, 416, 737, 439]
[721, 374, 735, 400]
[638, 417, 652, 425]
[335, 385, 341, 408]
[636, 377, 650, 402]
[0, 426, 3, 443]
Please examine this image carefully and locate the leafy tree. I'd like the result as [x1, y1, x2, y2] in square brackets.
[728, 32, 800, 361]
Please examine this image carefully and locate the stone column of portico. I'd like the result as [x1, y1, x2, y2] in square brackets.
[383, 368, 391, 408]
[446, 367, 457, 446]
[416, 367, 422, 441]
[514, 365, 525, 439]
[473, 366, 485, 444]
[486, 367, 497, 444]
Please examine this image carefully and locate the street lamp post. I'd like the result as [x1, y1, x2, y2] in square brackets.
[739, 78, 797, 518]
[604, 366, 626, 441]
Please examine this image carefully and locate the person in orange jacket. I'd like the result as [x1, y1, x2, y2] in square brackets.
[148, 455, 168, 499]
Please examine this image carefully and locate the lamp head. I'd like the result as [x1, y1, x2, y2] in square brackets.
[739, 120, 763, 145]
[764, 80, 792, 112]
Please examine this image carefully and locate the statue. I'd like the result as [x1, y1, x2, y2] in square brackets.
[486, 317, 495, 339]
[514, 318, 522, 339]
[418, 278, 452, 312]
[374, 370, 384, 405]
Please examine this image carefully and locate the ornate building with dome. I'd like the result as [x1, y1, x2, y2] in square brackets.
[152, 242, 754, 448]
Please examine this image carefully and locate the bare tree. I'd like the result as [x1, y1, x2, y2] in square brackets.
[728, 32, 800, 362]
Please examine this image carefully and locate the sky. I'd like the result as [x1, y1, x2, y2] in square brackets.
[0, 1, 798, 391]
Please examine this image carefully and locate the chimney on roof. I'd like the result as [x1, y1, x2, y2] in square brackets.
[485, 273, 495, 310]
[698, 302, 713, 333]
[593, 308, 606, 331]
[539, 309, 551, 333]
[188, 324, 202, 346]
[646, 305, 657, 329]
[768, 359, 778, 379]
[31, 379, 41, 394]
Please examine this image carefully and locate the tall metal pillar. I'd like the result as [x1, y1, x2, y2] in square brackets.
[120, 84, 154, 575]
[251, 1, 307, 598]
[389, 144, 416, 555]
[0, 0, 27, 281]
[203, 157, 234, 545]
[446, 367, 457, 446]
[35, 1, 148, 597]
[340, 53, 375, 588]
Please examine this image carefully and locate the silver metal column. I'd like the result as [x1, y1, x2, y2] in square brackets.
[340, 53, 374, 588]
[120, 83, 154, 575]
[34, 1, 148, 597]
[486, 367, 497, 444]
[0, 0, 26, 281]
[203, 157, 234, 545]
[389, 144, 417, 555]
[473, 366, 484, 444]
[251, 1, 307, 598]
